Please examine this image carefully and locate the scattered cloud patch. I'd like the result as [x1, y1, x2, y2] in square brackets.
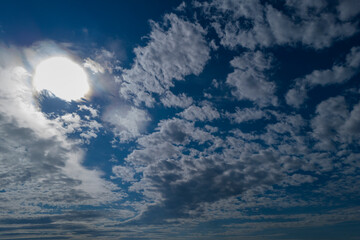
[197, 0, 358, 49]
[226, 107, 268, 123]
[178, 102, 220, 122]
[160, 91, 193, 108]
[103, 104, 150, 142]
[226, 51, 278, 106]
[120, 13, 210, 107]
[286, 46, 360, 107]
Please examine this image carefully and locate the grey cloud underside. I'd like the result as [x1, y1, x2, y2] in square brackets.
[0, 113, 121, 228]
[120, 107, 360, 224]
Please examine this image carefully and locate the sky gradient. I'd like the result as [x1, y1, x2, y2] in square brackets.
[0, 0, 360, 239]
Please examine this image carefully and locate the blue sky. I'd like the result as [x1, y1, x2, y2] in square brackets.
[0, 0, 360, 239]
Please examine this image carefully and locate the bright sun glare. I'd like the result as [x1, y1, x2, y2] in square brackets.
[33, 56, 90, 101]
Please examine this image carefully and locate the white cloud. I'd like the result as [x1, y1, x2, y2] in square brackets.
[112, 165, 136, 182]
[337, 0, 360, 21]
[156, 118, 213, 144]
[195, 0, 263, 21]
[226, 51, 278, 106]
[102, 104, 150, 142]
[126, 118, 213, 167]
[226, 107, 267, 123]
[120, 13, 210, 107]
[265, 5, 357, 49]
[286, 46, 360, 107]
[62, 150, 122, 203]
[285, 0, 327, 18]
[175, 1, 186, 12]
[340, 102, 360, 144]
[78, 104, 99, 117]
[281, 174, 318, 186]
[311, 96, 349, 150]
[84, 58, 105, 74]
[284, 86, 308, 109]
[178, 102, 220, 122]
[160, 91, 193, 108]
[55, 111, 102, 144]
[198, 0, 359, 50]
[85, 48, 119, 74]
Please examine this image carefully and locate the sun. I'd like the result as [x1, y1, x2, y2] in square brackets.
[33, 56, 90, 101]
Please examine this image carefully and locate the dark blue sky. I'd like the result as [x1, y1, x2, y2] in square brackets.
[0, 0, 360, 239]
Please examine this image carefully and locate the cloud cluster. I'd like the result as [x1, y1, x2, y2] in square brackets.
[120, 13, 210, 107]
[114, 96, 360, 229]
[102, 2, 360, 233]
[55, 109, 102, 144]
[1, 1, 360, 239]
[197, 0, 359, 49]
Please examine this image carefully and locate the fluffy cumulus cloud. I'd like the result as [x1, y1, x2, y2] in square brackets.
[55, 110, 102, 144]
[311, 96, 348, 150]
[102, 104, 150, 142]
[178, 101, 220, 122]
[120, 13, 210, 107]
[160, 91, 193, 108]
[226, 107, 268, 123]
[286, 46, 360, 107]
[311, 96, 360, 150]
[226, 51, 278, 106]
